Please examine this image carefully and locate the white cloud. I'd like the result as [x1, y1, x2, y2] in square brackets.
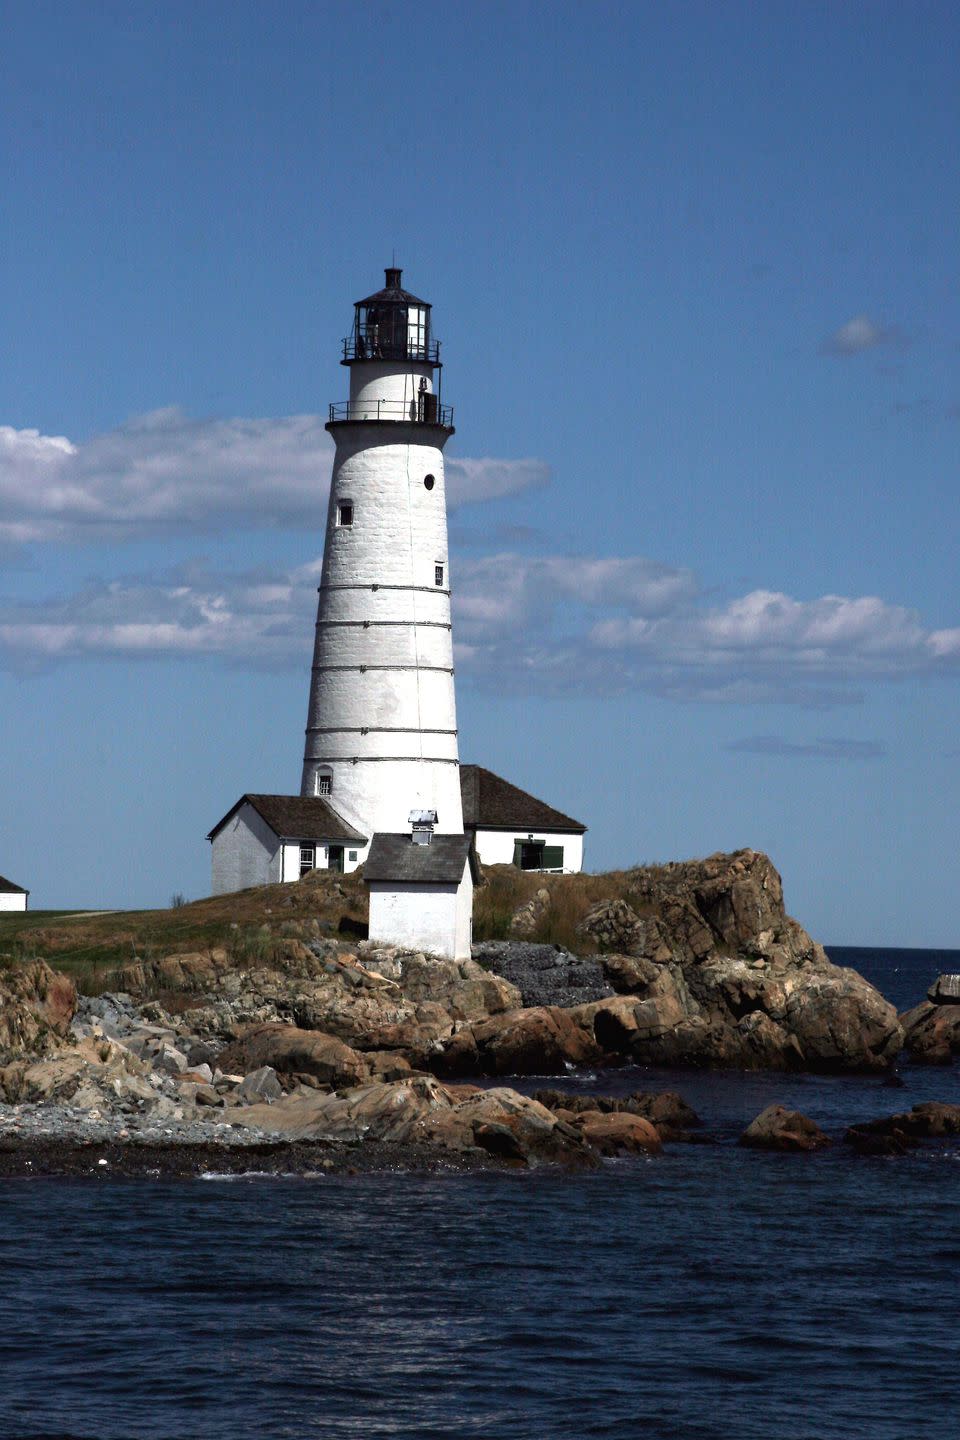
[0, 550, 957, 707]
[725, 736, 885, 760]
[821, 314, 900, 356]
[0, 410, 547, 543]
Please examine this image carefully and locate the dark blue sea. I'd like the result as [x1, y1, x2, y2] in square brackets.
[1, 948, 958, 1440]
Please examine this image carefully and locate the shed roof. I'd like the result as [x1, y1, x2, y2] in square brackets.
[207, 794, 366, 844]
[459, 765, 586, 834]
[0, 874, 28, 895]
[364, 832, 479, 885]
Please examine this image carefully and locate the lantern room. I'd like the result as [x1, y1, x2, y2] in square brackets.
[342, 267, 440, 365]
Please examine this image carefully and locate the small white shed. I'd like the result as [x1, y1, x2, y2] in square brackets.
[0, 874, 29, 912]
[364, 832, 479, 961]
[207, 793, 368, 896]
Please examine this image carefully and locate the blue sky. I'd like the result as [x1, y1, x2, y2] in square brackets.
[1, 1, 958, 944]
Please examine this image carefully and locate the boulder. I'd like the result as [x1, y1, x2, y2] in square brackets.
[900, 1001, 960, 1065]
[237, 1065, 283, 1104]
[928, 974, 960, 1004]
[533, 1088, 702, 1138]
[577, 899, 645, 953]
[575, 1110, 662, 1156]
[739, 1104, 830, 1152]
[453, 1005, 598, 1076]
[601, 953, 662, 994]
[218, 1023, 369, 1089]
[509, 888, 551, 938]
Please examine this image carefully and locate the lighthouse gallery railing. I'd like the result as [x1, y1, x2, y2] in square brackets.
[328, 398, 454, 426]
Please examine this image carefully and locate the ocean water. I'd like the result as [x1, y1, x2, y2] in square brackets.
[1, 948, 958, 1440]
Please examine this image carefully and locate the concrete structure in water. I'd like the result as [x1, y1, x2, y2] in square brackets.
[208, 269, 586, 954]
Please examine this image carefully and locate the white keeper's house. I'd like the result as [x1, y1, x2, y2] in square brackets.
[0, 874, 29, 912]
[208, 267, 587, 952]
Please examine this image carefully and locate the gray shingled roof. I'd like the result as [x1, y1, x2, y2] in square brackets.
[364, 832, 478, 885]
[459, 765, 586, 833]
[207, 794, 366, 844]
[0, 874, 28, 894]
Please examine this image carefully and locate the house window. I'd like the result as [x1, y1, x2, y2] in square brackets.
[424, 474, 435, 490]
[299, 846, 316, 877]
[348, 850, 358, 862]
[435, 563, 444, 587]
[337, 501, 353, 527]
[316, 773, 332, 796]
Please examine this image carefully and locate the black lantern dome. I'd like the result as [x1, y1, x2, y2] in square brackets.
[342, 267, 440, 365]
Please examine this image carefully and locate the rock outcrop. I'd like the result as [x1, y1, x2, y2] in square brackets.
[227, 1075, 596, 1169]
[900, 976, 960, 1064]
[0, 961, 77, 1058]
[844, 1102, 960, 1155]
[739, 1104, 830, 1152]
[217, 1023, 370, 1089]
[474, 851, 901, 1074]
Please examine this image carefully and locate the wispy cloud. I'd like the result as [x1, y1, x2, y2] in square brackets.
[2, 551, 959, 707]
[725, 736, 886, 760]
[821, 314, 903, 357]
[0, 410, 548, 543]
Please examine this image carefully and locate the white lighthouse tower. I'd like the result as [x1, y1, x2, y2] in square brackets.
[300, 267, 464, 840]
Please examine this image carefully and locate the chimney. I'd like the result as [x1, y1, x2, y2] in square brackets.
[409, 808, 438, 846]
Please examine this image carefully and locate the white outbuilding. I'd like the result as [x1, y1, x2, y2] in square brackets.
[207, 794, 367, 893]
[0, 874, 29, 912]
[459, 765, 586, 873]
[364, 829, 479, 961]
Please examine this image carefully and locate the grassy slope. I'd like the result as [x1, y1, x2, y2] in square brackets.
[0, 864, 662, 989]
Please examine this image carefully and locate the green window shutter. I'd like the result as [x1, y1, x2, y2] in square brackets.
[512, 841, 524, 867]
[541, 845, 564, 871]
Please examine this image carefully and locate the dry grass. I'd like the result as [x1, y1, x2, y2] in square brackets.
[0, 868, 369, 985]
[1, 860, 679, 984]
[473, 866, 645, 951]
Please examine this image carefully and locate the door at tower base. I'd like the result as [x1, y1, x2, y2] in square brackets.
[364, 832, 478, 961]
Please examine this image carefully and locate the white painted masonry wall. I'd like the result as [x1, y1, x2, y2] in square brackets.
[0, 891, 27, 912]
[278, 840, 368, 880]
[211, 803, 282, 895]
[301, 422, 463, 838]
[368, 867, 473, 960]
[472, 829, 585, 873]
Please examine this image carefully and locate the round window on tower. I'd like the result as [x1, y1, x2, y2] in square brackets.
[424, 474, 435, 490]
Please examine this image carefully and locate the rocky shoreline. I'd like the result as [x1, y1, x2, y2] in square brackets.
[1, 851, 957, 1177]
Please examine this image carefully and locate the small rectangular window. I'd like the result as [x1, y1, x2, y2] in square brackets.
[316, 774, 332, 795]
[337, 501, 353, 527]
[348, 850, 358, 862]
[299, 846, 316, 877]
[435, 564, 444, 587]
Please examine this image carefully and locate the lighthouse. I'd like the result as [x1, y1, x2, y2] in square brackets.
[300, 267, 465, 840]
[207, 268, 586, 925]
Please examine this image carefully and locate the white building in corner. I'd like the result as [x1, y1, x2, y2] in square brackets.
[0, 874, 29, 912]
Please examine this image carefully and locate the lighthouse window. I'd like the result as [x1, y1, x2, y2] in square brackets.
[423, 474, 435, 491]
[316, 773, 332, 796]
[435, 564, 444, 587]
[337, 501, 353, 527]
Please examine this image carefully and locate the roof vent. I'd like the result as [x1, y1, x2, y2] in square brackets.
[409, 808, 437, 846]
[384, 266, 402, 289]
